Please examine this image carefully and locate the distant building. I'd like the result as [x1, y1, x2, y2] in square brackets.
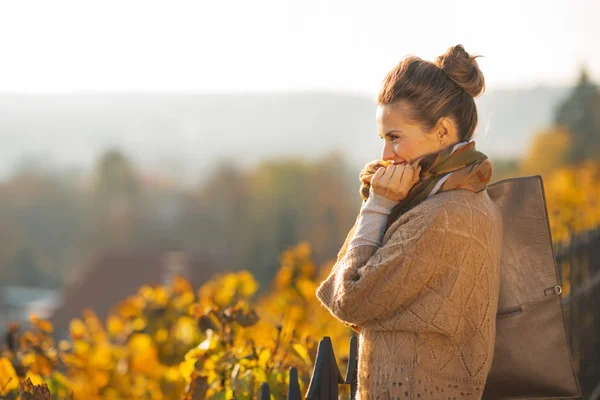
[0, 286, 62, 329]
[48, 250, 225, 336]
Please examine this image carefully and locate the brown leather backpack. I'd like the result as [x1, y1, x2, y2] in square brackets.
[483, 176, 581, 399]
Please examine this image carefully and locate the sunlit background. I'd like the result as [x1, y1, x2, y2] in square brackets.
[1, 0, 600, 398]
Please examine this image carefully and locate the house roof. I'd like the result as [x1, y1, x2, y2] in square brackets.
[49, 249, 225, 330]
[0, 286, 61, 307]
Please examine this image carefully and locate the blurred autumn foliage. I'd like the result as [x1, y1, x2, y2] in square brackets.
[518, 68, 600, 243]
[0, 242, 353, 399]
[0, 151, 359, 295]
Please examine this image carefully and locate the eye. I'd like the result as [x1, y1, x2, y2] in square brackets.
[379, 134, 401, 142]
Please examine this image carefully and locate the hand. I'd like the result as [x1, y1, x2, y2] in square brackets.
[370, 161, 422, 202]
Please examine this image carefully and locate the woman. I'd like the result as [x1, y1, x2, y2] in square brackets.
[315, 44, 504, 399]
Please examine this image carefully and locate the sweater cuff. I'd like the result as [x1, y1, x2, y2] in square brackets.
[348, 192, 400, 249]
[315, 245, 377, 311]
[361, 190, 401, 214]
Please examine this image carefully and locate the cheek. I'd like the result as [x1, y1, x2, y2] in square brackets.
[393, 138, 419, 157]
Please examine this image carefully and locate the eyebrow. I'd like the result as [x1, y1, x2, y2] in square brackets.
[379, 130, 403, 138]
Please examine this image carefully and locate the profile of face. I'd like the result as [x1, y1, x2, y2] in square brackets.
[376, 101, 460, 165]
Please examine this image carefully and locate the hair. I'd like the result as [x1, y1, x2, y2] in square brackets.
[377, 44, 485, 142]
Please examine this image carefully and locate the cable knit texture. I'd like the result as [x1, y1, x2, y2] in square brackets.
[315, 188, 503, 400]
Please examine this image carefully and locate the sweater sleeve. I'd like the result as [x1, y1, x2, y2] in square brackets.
[348, 191, 400, 249]
[325, 191, 399, 332]
[328, 191, 399, 274]
[315, 204, 448, 327]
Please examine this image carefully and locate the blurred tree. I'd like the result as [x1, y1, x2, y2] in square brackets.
[489, 157, 520, 182]
[11, 248, 43, 287]
[520, 127, 571, 177]
[178, 160, 251, 269]
[0, 168, 83, 288]
[87, 148, 144, 251]
[178, 153, 358, 290]
[544, 161, 600, 243]
[554, 67, 600, 164]
[93, 148, 140, 213]
[243, 153, 358, 287]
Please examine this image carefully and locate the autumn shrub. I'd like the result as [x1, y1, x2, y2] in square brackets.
[0, 242, 353, 399]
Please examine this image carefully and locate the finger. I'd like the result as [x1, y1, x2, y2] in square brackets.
[376, 163, 394, 186]
[398, 164, 414, 187]
[383, 164, 398, 185]
[408, 165, 421, 185]
[371, 167, 386, 187]
[384, 165, 407, 199]
[410, 158, 422, 175]
[393, 163, 407, 183]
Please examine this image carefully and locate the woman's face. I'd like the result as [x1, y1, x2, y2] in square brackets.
[376, 101, 458, 165]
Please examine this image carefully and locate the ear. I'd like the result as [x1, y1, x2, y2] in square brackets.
[435, 117, 458, 144]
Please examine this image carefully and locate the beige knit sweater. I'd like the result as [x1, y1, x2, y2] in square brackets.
[316, 188, 503, 400]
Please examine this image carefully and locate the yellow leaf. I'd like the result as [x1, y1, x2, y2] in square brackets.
[93, 370, 110, 388]
[90, 343, 113, 370]
[292, 343, 312, 366]
[25, 372, 44, 385]
[274, 265, 293, 289]
[107, 315, 124, 337]
[73, 340, 90, 355]
[30, 314, 54, 333]
[174, 316, 196, 345]
[69, 318, 86, 339]
[258, 348, 271, 368]
[172, 275, 192, 295]
[21, 353, 35, 367]
[179, 355, 196, 384]
[117, 295, 145, 318]
[253, 367, 267, 385]
[154, 287, 169, 306]
[237, 271, 259, 297]
[164, 366, 182, 382]
[0, 358, 19, 394]
[296, 279, 316, 300]
[131, 316, 147, 331]
[128, 333, 153, 352]
[155, 328, 169, 343]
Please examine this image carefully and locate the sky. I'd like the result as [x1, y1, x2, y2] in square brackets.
[0, 0, 598, 95]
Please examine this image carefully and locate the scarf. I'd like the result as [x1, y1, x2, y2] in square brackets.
[359, 140, 493, 231]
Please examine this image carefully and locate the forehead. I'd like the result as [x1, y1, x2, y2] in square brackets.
[376, 102, 413, 127]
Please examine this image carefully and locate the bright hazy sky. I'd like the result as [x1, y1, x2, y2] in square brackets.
[0, 0, 598, 95]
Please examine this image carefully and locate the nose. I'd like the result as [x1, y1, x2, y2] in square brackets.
[381, 140, 397, 161]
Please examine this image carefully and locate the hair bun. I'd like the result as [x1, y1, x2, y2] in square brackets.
[435, 44, 485, 98]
